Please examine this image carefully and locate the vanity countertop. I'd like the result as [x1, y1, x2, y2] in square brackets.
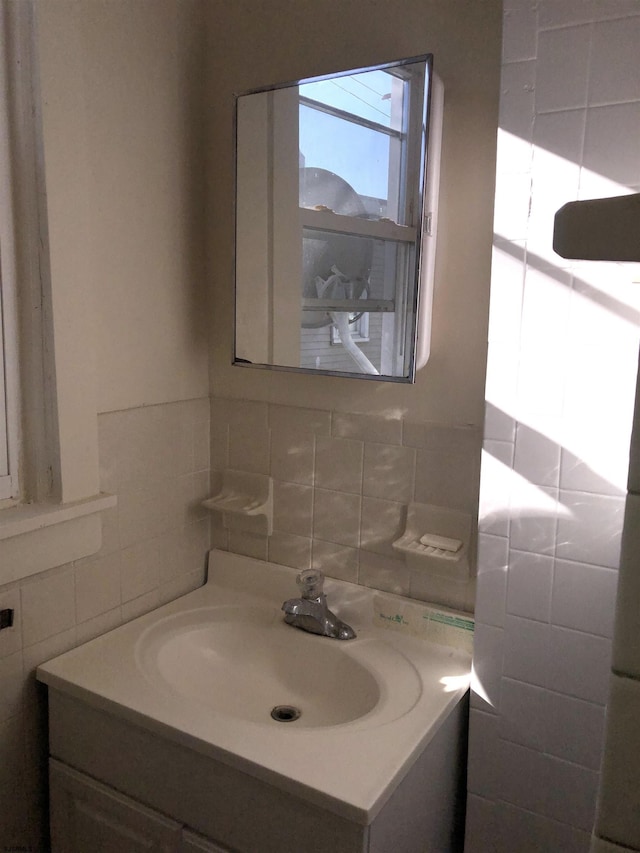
[37, 549, 472, 825]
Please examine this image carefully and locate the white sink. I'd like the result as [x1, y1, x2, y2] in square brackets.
[37, 550, 472, 823]
[136, 604, 421, 728]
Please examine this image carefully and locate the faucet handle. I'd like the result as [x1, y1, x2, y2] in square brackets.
[296, 568, 324, 599]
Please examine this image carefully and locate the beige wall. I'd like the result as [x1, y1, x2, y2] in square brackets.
[36, 0, 209, 416]
[206, 0, 502, 426]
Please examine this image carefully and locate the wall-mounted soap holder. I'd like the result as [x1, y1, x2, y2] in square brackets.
[202, 470, 273, 536]
[392, 502, 472, 581]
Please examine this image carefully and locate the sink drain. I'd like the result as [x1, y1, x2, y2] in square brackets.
[270, 705, 302, 723]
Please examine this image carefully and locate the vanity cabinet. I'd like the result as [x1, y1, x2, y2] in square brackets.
[46, 689, 467, 853]
[50, 761, 231, 853]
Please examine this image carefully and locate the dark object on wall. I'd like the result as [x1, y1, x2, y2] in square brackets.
[554, 192, 640, 262]
[0, 608, 14, 630]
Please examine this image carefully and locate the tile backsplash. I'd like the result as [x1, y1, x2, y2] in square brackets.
[209, 396, 482, 612]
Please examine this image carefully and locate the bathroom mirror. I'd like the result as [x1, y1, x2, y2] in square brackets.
[234, 54, 441, 381]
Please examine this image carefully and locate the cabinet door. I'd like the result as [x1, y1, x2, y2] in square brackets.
[181, 829, 231, 852]
[50, 759, 182, 853]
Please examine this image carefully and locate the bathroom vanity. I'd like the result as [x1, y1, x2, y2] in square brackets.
[38, 550, 472, 853]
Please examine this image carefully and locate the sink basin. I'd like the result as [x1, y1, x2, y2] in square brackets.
[136, 605, 420, 728]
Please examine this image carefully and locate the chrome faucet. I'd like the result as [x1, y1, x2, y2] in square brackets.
[282, 569, 356, 640]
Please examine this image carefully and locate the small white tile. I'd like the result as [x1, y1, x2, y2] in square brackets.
[314, 435, 363, 494]
[76, 607, 123, 645]
[176, 519, 210, 576]
[358, 551, 409, 596]
[483, 440, 514, 469]
[117, 483, 170, 549]
[191, 417, 210, 473]
[159, 568, 205, 606]
[509, 482, 558, 556]
[209, 409, 228, 473]
[483, 400, 516, 444]
[499, 62, 536, 150]
[588, 15, 640, 105]
[520, 265, 572, 356]
[488, 242, 525, 345]
[583, 102, 640, 189]
[467, 710, 502, 800]
[514, 420, 561, 488]
[504, 615, 551, 688]
[22, 627, 77, 676]
[475, 534, 508, 628]
[227, 530, 268, 562]
[409, 571, 471, 612]
[533, 109, 586, 168]
[0, 650, 24, 724]
[402, 422, 480, 455]
[493, 172, 532, 241]
[496, 740, 548, 814]
[311, 539, 358, 584]
[546, 625, 611, 703]
[463, 794, 497, 853]
[227, 421, 271, 475]
[414, 447, 480, 514]
[270, 426, 314, 486]
[362, 443, 415, 503]
[332, 412, 402, 445]
[551, 559, 618, 638]
[485, 342, 520, 417]
[312, 488, 361, 547]
[120, 539, 161, 603]
[470, 623, 504, 713]
[272, 481, 313, 538]
[507, 549, 553, 621]
[560, 446, 627, 497]
[359, 497, 404, 558]
[121, 589, 160, 623]
[613, 494, 640, 678]
[538, 0, 595, 28]
[597, 675, 640, 850]
[536, 25, 592, 112]
[592, 1, 640, 19]
[499, 677, 548, 751]
[268, 532, 312, 572]
[502, 5, 538, 62]
[268, 403, 330, 436]
[97, 411, 122, 493]
[545, 691, 606, 770]
[556, 491, 625, 569]
[495, 801, 591, 853]
[478, 450, 512, 538]
[0, 715, 25, 806]
[21, 568, 76, 648]
[75, 552, 121, 624]
[544, 756, 600, 832]
[516, 345, 567, 417]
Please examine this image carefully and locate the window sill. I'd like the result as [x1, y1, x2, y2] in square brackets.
[0, 493, 117, 586]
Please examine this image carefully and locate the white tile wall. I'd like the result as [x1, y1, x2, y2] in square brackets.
[0, 397, 211, 848]
[468, 1, 640, 850]
[210, 397, 483, 611]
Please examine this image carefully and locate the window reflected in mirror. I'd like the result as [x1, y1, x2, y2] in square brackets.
[234, 55, 440, 381]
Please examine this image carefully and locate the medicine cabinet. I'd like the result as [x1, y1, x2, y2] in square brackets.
[234, 54, 443, 381]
